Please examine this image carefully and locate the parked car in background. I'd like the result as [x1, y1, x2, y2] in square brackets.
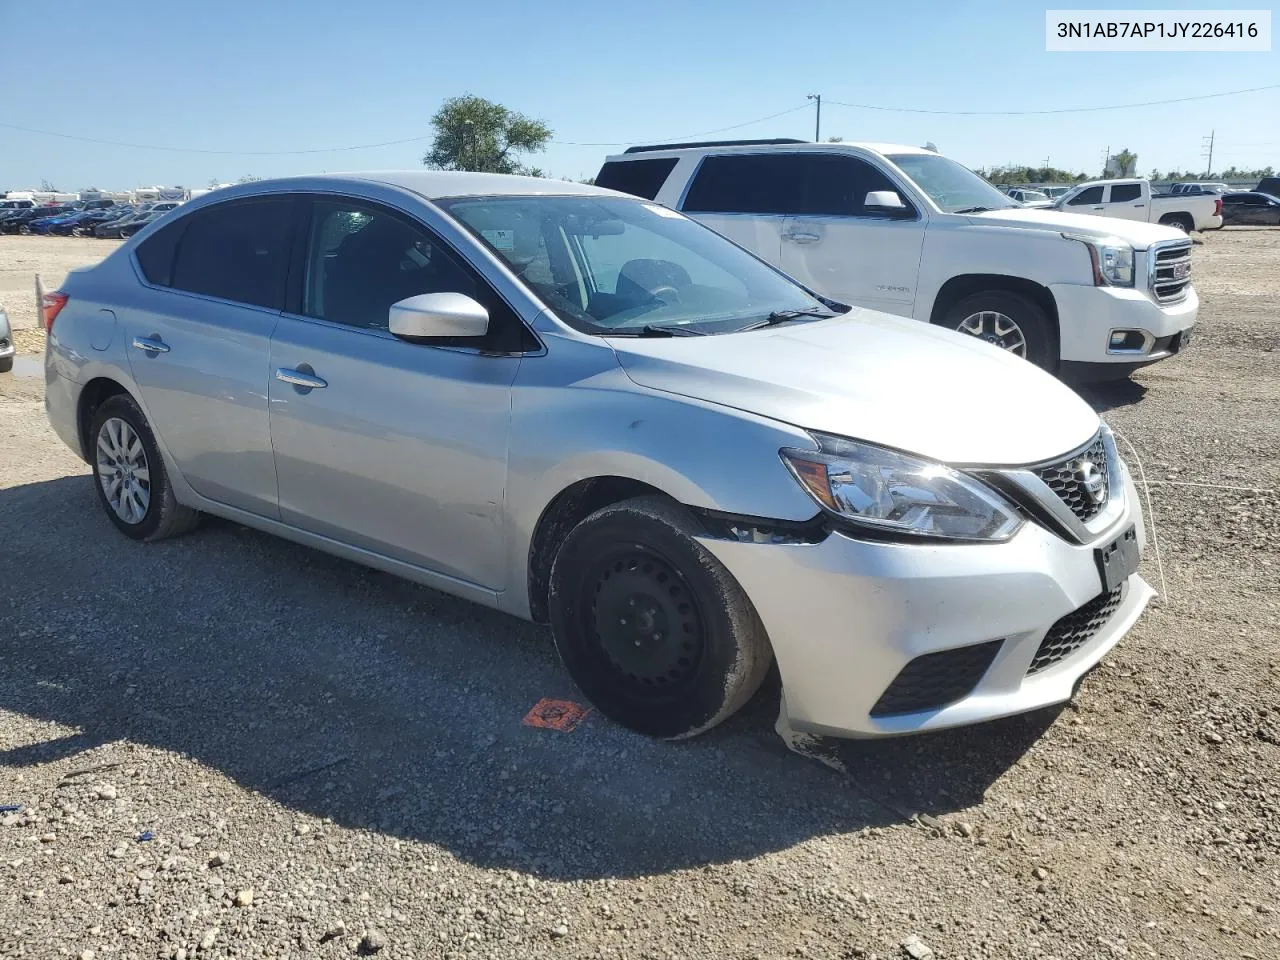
[94, 203, 181, 239]
[1256, 176, 1280, 197]
[1054, 179, 1222, 233]
[66, 206, 136, 237]
[117, 210, 169, 238]
[3, 206, 74, 234]
[42, 172, 1153, 740]
[1007, 188, 1054, 208]
[1220, 191, 1280, 226]
[596, 139, 1196, 378]
[1040, 186, 1071, 200]
[0, 302, 12, 374]
[1169, 182, 1231, 195]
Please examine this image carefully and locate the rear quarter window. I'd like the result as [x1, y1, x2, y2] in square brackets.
[681, 154, 805, 214]
[595, 158, 678, 200]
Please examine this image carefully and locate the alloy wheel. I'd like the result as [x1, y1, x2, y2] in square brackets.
[956, 310, 1028, 357]
[96, 417, 151, 524]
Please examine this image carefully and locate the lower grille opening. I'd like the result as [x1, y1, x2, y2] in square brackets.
[870, 639, 1004, 717]
[1026, 585, 1125, 675]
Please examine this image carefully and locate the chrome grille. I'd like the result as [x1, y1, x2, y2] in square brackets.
[1034, 432, 1109, 522]
[1027, 585, 1124, 675]
[1149, 241, 1192, 304]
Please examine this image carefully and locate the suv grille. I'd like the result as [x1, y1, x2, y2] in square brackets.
[1027, 585, 1125, 675]
[1150, 241, 1192, 304]
[1034, 432, 1109, 522]
[870, 639, 1003, 717]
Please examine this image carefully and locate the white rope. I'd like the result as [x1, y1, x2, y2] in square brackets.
[1114, 429, 1169, 603]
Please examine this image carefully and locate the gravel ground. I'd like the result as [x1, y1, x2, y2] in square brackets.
[1, 230, 1277, 959]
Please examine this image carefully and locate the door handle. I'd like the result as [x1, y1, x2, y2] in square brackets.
[1092, 206, 1104, 211]
[131, 335, 169, 354]
[784, 231, 821, 244]
[1133, 204, 1145, 208]
[275, 367, 327, 389]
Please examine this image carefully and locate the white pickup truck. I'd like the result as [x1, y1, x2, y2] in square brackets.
[595, 140, 1197, 378]
[1053, 178, 1223, 233]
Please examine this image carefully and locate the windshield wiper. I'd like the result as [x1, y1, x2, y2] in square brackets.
[953, 206, 993, 214]
[632, 324, 706, 337]
[738, 307, 836, 332]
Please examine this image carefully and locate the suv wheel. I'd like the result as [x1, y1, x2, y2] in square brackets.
[549, 496, 773, 738]
[939, 290, 1055, 371]
[89, 394, 199, 541]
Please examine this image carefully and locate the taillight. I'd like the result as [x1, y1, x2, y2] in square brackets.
[42, 291, 68, 331]
[1214, 198, 1223, 216]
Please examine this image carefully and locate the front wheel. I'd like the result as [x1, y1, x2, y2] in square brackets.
[89, 394, 199, 541]
[938, 290, 1056, 371]
[549, 496, 773, 739]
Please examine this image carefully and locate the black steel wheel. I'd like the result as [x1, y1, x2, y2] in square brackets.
[549, 496, 773, 738]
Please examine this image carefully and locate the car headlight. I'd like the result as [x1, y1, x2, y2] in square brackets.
[780, 434, 1023, 542]
[1064, 233, 1135, 287]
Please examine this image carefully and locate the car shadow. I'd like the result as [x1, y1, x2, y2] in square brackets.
[0, 475, 1055, 880]
[1073, 377, 1149, 413]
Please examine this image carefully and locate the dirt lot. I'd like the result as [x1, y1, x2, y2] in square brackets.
[1, 231, 1277, 959]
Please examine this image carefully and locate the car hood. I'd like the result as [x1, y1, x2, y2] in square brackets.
[607, 309, 1099, 466]
[967, 207, 1183, 249]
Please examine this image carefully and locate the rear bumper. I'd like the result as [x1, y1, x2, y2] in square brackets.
[1051, 282, 1197, 366]
[45, 367, 85, 460]
[699, 469, 1151, 738]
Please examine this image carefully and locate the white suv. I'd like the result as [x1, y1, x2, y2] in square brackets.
[597, 140, 1197, 379]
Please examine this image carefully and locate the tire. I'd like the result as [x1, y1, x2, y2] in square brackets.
[0, 356, 12, 374]
[89, 394, 199, 542]
[18, 225, 31, 236]
[548, 495, 773, 739]
[938, 289, 1056, 371]
[1158, 214, 1193, 234]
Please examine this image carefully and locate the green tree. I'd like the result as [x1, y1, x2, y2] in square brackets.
[1110, 149, 1138, 177]
[423, 94, 552, 174]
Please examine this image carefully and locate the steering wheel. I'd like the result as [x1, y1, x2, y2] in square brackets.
[649, 285, 681, 302]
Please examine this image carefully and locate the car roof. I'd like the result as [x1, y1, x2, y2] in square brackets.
[607, 141, 932, 160]
[230, 171, 619, 201]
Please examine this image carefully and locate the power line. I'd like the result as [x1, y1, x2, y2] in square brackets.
[0, 103, 812, 157]
[825, 83, 1279, 116]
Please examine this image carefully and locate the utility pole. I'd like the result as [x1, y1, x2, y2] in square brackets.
[807, 93, 821, 141]
[1201, 130, 1215, 176]
[1100, 145, 1111, 176]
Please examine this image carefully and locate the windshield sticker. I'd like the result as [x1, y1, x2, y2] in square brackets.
[642, 203, 684, 219]
[481, 228, 515, 251]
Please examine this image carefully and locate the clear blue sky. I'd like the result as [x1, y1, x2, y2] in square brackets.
[3, 0, 1276, 191]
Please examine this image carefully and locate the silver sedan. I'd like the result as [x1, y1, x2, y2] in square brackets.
[42, 172, 1152, 739]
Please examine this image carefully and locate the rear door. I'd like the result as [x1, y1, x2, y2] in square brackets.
[267, 195, 528, 589]
[677, 153, 802, 268]
[1097, 182, 1147, 221]
[778, 153, 925, 314]
[124, 196, 292, 516]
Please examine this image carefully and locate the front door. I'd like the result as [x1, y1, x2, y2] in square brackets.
[122, 196, 293, 516]
[267, 197, 524, 589]
[778, 154, 925, 315]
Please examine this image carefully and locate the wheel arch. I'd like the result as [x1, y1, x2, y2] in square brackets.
[929, 274, 1061, 358]
[76, 376, 134, 461]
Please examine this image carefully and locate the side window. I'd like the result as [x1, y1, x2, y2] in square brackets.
[595, 158, 678, 200]
[680, 155, 806, 214]
[302, 199, 536, 351]
[135, 218, 186, 286]
[799, 155, 910, 217]
[1108, 184, 1142, 203]
[168, 199, 292, 309]
[1068, 186, 1104, 205]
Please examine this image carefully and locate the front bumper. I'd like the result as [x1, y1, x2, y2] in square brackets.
[699, 469, 1151, 738]
[1051, 282, 1197, 365]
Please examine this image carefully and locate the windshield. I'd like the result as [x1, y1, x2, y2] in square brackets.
[886, 153, 1017, 213]
[438, 195, 836, 336]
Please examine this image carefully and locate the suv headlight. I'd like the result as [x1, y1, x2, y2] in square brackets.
[1064, 233, 1135, 287]
[780, 434, 1023, 542]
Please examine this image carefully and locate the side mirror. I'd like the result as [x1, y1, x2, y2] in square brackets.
[388, 293, 489, 341]
[863, 190, 910, 217]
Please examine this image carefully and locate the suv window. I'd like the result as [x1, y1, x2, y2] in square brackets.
[681, 154, 805, 214]
[595, 158, 678, 200]
[799, 154, 907, 217]
[1108, 184, 1142, 203]
[301, 198, 536, 351]
[167, 198, 292, 309]
[1068, 186, 1104, 205]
